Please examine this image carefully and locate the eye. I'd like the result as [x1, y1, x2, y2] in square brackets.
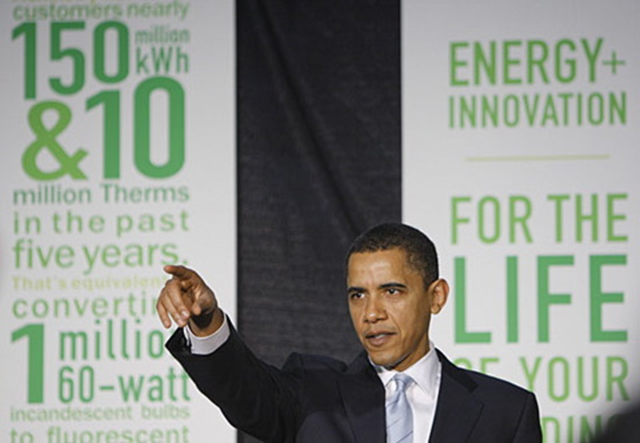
[386, 288, 400, 296]
[349, 291, 364, 300]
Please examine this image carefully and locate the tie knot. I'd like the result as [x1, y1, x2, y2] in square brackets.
[393, 373, 413, 391]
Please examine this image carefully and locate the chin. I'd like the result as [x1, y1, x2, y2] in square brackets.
[367, 353, 387, 366]
[370, 354, 400, 369]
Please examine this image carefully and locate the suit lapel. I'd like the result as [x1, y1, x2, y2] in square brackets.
[429, 350, 484, 442]
[338, 350, 484, 443]
[339, 352, 386, 443]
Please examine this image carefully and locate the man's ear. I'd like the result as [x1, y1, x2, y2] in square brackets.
[429, 279, 449, 314]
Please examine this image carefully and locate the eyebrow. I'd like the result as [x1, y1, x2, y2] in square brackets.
[347, 282, 408, 293]
[379, 282, 407, 290]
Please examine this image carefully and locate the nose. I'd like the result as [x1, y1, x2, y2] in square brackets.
[364, 296, 386, 323]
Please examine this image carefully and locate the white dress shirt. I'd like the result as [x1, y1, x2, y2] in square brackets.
[184, 319, 442, 443]
[183, 313, 231, 354]
[371, 345, 442, 443]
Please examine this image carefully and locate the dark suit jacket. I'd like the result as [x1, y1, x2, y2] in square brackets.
[167, 324, 542, 442]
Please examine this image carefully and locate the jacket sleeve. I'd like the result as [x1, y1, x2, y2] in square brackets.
[166, 321, 303, 443]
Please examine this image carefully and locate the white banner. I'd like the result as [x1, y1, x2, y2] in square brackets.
[403, 1, 639, 441]
[0, 1, 235, 442]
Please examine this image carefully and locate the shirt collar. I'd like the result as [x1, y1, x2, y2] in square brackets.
[371, 342, 441, 397]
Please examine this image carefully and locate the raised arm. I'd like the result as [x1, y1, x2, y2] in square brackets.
[158, 266, 303, 442]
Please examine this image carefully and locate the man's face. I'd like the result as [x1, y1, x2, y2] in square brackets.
[347, 248, 447, 372]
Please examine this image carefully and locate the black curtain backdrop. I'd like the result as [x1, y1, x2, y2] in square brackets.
[237, 1, 400, 441]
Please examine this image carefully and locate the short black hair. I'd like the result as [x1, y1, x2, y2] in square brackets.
[346, 223, 439, 288]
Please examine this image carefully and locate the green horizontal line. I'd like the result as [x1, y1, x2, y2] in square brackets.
[466, 154, 610, 162]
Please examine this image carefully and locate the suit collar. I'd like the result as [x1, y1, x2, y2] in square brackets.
[429, 350, 484, 442]
[339, 352, 386, 443]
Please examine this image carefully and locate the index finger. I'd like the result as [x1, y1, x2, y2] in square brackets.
[164, 265, 196, 281]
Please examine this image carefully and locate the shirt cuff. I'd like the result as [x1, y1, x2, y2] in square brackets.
[182, 312, 230, 355]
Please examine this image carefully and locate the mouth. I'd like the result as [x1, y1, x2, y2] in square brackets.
[364, 331, 395, 346]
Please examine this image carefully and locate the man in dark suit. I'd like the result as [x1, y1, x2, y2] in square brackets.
[158, 223, 542, 442]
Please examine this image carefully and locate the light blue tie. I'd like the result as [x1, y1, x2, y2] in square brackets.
[386, 373, 414, 443]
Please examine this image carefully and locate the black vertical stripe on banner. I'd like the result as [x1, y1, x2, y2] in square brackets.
[237, 1, 400, 441]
